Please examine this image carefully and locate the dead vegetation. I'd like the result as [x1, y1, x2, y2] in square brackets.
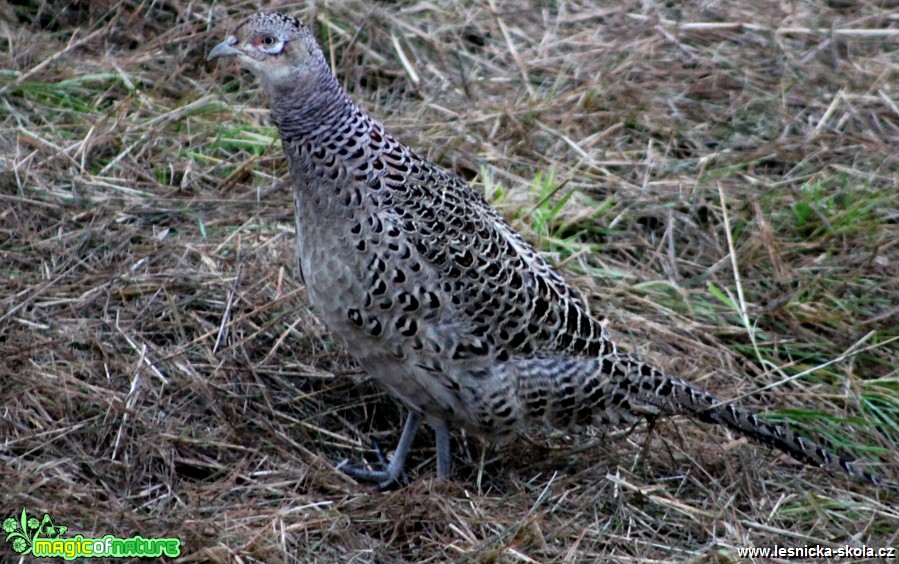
[2, 0, 898, 561]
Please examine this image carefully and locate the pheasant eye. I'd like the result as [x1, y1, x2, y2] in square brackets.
[254, 34, 283, 54]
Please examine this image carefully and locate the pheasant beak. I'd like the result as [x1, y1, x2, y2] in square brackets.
[207, 36, 241, 61]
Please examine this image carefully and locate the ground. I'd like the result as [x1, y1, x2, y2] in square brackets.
[2, 1, 898, 562]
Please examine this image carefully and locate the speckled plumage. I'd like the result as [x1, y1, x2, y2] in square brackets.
[209, 12, 896, 491]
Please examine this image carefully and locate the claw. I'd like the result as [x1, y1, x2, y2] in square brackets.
[337, 412, 421, 489]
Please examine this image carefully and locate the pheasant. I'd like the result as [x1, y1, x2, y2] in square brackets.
[208, 12, 896, 491]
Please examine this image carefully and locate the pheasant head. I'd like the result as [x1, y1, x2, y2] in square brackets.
[207, 12, 328, 96]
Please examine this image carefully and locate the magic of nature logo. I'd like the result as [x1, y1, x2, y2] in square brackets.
[3, 509, 180, 559]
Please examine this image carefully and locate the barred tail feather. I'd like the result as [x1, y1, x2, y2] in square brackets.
[608, 353, 898, 492]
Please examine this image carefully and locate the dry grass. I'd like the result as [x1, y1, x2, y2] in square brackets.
[2, 0, 899, 561]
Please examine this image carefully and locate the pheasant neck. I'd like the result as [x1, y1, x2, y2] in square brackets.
[268, 65, 356, 144]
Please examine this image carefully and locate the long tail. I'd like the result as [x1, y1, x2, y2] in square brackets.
[513, 353, 898, 492]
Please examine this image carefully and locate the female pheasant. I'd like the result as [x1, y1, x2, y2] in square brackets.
[208, 12, 896, 491]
